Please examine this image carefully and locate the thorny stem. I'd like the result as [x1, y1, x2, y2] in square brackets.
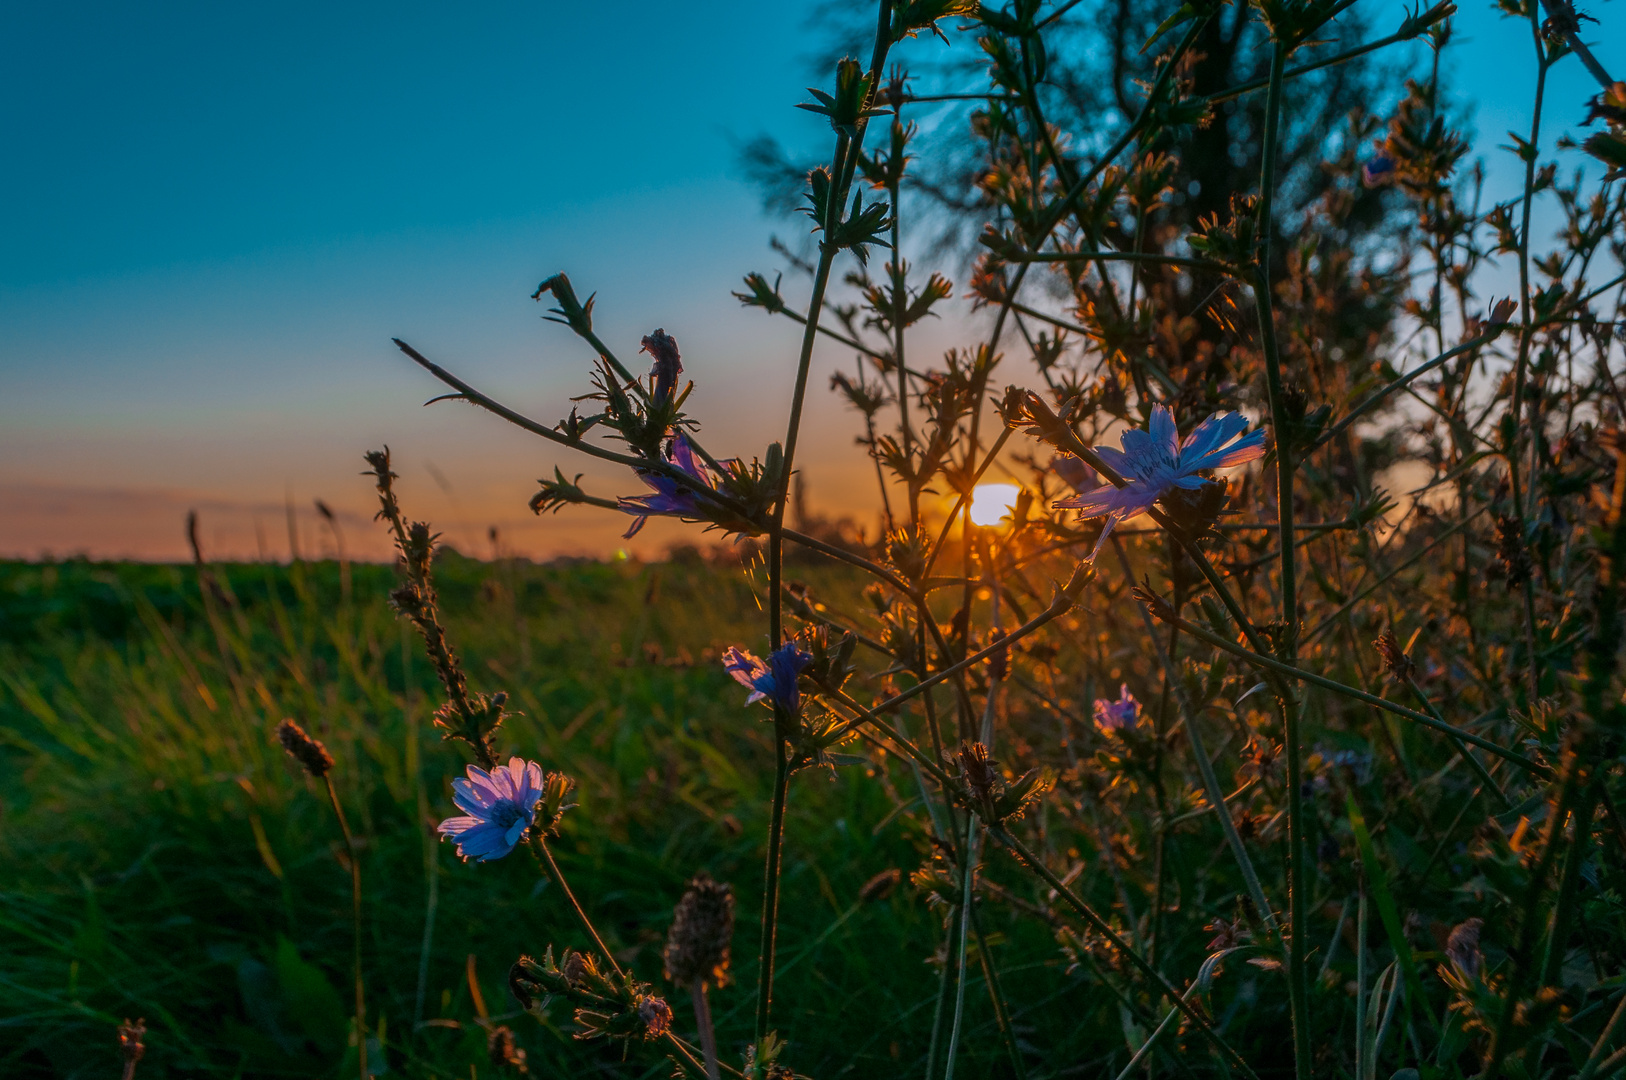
[324, 776, 367, 1080]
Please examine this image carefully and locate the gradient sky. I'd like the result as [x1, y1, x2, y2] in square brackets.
[1, 1, 1617, 561]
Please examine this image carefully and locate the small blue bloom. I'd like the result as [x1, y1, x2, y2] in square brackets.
[1093, 684, 1141, 733]
[1362, 153, 1396, 188]
[617, 434, 722, 539]
[722, 642, 814, 713]
[1054, 404, 1265, 555]
[437, 757, 545, 862]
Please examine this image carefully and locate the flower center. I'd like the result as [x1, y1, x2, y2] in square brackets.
[490, 800, 528, 831]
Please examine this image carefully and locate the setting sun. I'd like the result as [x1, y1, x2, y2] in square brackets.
[968, 483, 1022, 528]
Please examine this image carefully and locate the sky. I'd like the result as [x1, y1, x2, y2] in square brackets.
[0, 1, 1618, 562]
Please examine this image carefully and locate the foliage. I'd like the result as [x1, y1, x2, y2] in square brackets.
[6, 0, 1626, 1077]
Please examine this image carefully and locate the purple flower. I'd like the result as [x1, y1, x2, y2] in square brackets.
[617, 434, 719, 539]
[1054, 405, 1264, 553]
[1051, 453, 1098, 493]
[437, 757, 545, 862]
[722, 642, 814, 713]
[1093, 684, 1141, 733]
[1362, 153, 1396, 188]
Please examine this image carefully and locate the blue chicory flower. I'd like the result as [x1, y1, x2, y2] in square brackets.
[617, 434, 720, 539]
[1093, 684, 1141, 733]
[722, 642, 814, 714]
[1053, 404, 1265, 554]
[437, 757, 545, 862]
[1361, 153, 1396, 188]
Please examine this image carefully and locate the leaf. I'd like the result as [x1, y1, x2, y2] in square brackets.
[275, 935, 347, 1053]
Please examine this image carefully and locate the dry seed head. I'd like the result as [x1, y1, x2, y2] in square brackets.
[117, 1018, 147, 1066]
[664, 872, 735, 987]
[276, 719, 334, 778]
[1373, 629, 1415, 682]
[487, 1025, 529, 1074]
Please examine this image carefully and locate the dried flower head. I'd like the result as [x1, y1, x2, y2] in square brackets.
[487, 1025, 529, 1074]
[664, 872, 735, 988]
[276, 719, 334, 778]
[1490, 514, 1532, 590]
[1446, 917, 1484, 980]
[636, 995, 674, 1039]
[117, 1018, 147, 1068]
[1373, 629, 1415, 682]
[640, 328, 683, 406]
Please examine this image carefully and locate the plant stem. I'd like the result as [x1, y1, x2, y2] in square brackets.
[755, 747, 790, 1043]
[693, 979, 721, 1080]
[1254, 40, 1311, 1077]
[324, 775, 367, 1080]
[530, 835, 625, 981]
[989, 826, 1262, 1080]
[941, 812, 978, 1080]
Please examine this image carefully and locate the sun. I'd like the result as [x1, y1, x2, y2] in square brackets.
[968, 483, 1022, 528]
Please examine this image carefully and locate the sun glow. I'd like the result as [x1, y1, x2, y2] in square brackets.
[968, 483, 1022, 528]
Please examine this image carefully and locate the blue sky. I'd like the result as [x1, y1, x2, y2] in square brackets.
[0, 0, 1617, 559]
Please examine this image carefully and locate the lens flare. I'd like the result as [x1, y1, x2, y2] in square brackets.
[968, 483, 1021, 528]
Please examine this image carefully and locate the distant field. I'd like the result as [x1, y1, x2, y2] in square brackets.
[0, 555, 1070, 1078]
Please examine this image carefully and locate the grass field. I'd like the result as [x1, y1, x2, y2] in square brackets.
[0, 552, 1079, 1078]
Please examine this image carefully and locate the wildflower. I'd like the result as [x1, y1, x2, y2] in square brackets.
[664, 872, 735, 988]
[722, 642, 813, 713]
[1053, 404, 1265, 555]
[1361, 153, 1396, 188]
[276, 719, 334, 778]
[436, 758, 546, 862]
[617, 434, 721, 539]
[1093, 685, 1141, 733]
[641, 328, 683, 406]
[1051, 452, 1097, 493]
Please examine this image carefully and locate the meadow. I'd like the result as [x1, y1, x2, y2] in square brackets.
[7, 0, 1626, 1076]
[3, 552, 1037, 1077]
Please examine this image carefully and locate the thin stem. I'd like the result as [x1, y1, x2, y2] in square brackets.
[941, 812, 978, 1080]
[1141, 602, 1548, 774]
[988, 826, 1263, 1080]
[530, 835, 625, 981]
[755, 748, 790, 1042]
[1506, 28, 1551, 704]
[1111, 538, 1279, 935]
[324, 776, 367, 1080]
[693, 979, 721, 1080]
[1254, 42, 1310, 1076]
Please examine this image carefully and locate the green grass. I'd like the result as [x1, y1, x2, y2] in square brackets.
[0, 554, 1075, 1078]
